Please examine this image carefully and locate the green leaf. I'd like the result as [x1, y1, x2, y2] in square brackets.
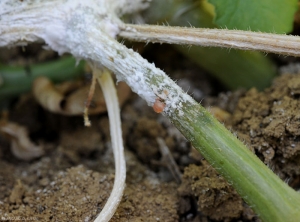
[208, 0, 298, 33]
[0, 57, 85, 100]
[144, 0, 276, 90]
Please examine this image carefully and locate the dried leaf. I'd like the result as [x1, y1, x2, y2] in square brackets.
[33, 76, 131, 115]
[32, 77, 64, 113]
[0, 121, 44, 161]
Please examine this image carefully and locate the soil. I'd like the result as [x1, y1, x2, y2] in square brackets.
[1, 43, 300, 222]
[229, 74, 300, 185]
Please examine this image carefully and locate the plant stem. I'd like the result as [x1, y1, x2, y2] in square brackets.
[168, 98, 300, 222]
[120, 24, 300, 57]
[81, 32, 300, 221]
[69, 22, 300, 221]
[94, 68, 126, 222]
[0, 57, 84, 100]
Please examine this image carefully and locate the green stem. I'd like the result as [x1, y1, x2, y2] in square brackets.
[0, 56, 84, 100]
[82, 30, 300, 221]
[168, 100, 300, 222]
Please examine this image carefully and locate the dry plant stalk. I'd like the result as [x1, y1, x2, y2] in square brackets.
[84, 73, 97, 126]
[120, 24, 300, 57]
